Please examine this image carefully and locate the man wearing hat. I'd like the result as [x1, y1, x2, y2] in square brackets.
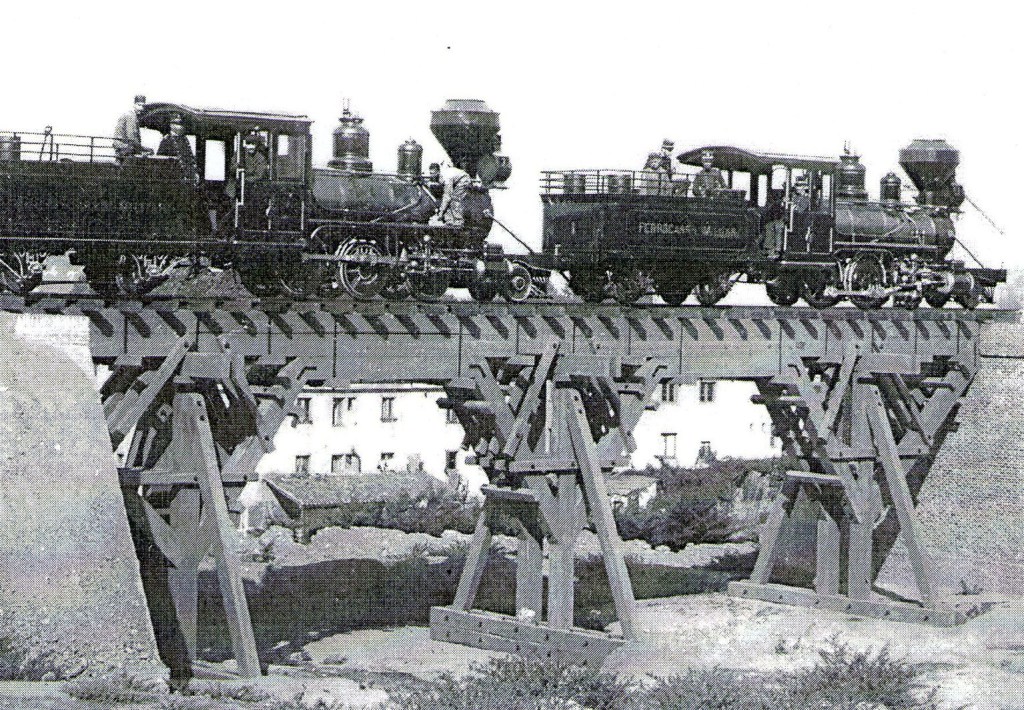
[659, 139, 675, 177]
[640, 151, 670, 196]
[430, 160, 471, 227]
[157, 114, 197, 184]
[691, 149, 726, 198]
[113, 94, 153, 162]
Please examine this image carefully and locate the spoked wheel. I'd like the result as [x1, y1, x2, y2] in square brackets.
[568, 267, 608, 304]
[114, 254, 181, 297]
[609, 267, 648, 306]
[765, 276, 800, 307]
[694, 273, 732, 307]
[661, 287, 692, 306]
[336, 238, 389, 299]
[500, 263, 533, 303]
[408, 270, 450, 301]
[467, 277, 496, 302]
[801, 277, 840, 309]
[893, 290, 923, 310]
[0, 252, 45, 295]
[847, 256, 889, 310]
[955, 290, 981, 310]
[923, 288, 951, 309]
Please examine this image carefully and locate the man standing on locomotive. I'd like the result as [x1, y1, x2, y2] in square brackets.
[432, 160, 470, 227]
[157, 114, 198, 184]
[691, 149, 726, 197]
[113, 94, 153, 161]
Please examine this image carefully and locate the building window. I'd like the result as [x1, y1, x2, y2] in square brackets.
[660, 381, 676, 403]
[446, 450, 459, 471]
[446, 408, 459, 425]
[332, 397, 354, 427]
[381, 397, 396, 422]
[292, 397, 312, 425]
[294, 455, 310, 476]
[699, 380, 716, 403]
[331, 452, 361, 475]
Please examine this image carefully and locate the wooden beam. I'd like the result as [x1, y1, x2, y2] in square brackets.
[565, 389, 637, 639]
[453, 508, 492, 611]
[174, 393, 262, 677]
[867, 389, 936, 607]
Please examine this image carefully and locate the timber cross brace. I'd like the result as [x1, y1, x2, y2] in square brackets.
[2, 297, 1011, 673]
[430, 345, 663, 665]
[731, 344, 979, 625]
[102, 335, 312, 679]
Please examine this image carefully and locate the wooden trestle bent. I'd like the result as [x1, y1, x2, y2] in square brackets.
[1, 294, 1010, 672]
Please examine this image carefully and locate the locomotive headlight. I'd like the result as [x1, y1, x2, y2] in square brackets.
[423, 235, 431, 243]
[475, 260, 486, 276]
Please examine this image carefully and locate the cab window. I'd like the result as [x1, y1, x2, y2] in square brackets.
[274, 132, 307, 180]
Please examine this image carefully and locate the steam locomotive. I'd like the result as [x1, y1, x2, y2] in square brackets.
[541, 140, 1004, 309]
[0, 99, 534, 301]
[0, 94, 1004, 309]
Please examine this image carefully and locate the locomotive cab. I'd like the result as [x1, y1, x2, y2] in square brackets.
[139, 103, 313, 240]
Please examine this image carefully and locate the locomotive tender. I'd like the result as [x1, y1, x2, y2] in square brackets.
[541, 141, 1004, 309]
[0, 99, 531, 301]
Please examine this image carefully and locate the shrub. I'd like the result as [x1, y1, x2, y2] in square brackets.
[309, 481, 481, 538]
[64, 671, 162, 705]
[388, 655, 635, 710]
[784, 639, 936, 709]
[613, 457, 794, 551]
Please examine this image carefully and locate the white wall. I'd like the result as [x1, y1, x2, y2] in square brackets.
[630, 380, 780, 469]
[255, 384, 488, 491]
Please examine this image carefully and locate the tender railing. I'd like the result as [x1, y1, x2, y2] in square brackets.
[541, 169, 757, 201]
[0, 129, 119, 163]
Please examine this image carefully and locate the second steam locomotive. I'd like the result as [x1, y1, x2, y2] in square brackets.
[0, 97, 1004, 309]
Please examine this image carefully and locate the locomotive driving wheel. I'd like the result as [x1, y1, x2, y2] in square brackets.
[336, 238, 389, 299]
[801, 270, 840, 309]
[694, 272, 732, 307]
[846, 256, 889, 310]
[0, 252, 45, 295]
[765, 275, 800, 307]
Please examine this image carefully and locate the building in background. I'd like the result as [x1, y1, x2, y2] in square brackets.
[255, 383, 488, 491]
[628, 379, 780, 468]
[257, 379, 780, 490]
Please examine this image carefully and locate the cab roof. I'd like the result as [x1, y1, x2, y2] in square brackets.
[676, 145, 839, 173]
[139, 102, 312, 139]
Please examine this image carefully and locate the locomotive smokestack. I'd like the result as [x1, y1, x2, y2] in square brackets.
[430, 99, 511, 188]
[899, 139, 965, 210]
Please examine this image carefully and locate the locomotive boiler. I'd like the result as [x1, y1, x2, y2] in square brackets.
[0, 98, 533, 301]
[540, 139, 1003, 309]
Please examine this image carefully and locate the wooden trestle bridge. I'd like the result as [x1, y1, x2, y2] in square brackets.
[1, 291, 1010, 677]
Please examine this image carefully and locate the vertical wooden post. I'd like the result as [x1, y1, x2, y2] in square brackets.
[815, 508, 841, 596]
[847, 379, 874, 600]
[166, 488, 205, 661]
[174, 393, 262, 678]
[547, 473, 581, 629]
[515, 513, 544, 620]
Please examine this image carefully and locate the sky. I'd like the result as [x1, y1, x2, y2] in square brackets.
[2, 1, 1021, 270]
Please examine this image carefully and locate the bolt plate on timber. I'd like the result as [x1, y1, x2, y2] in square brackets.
[429, 607, 624, 666]
[727, 582, 967, 626]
